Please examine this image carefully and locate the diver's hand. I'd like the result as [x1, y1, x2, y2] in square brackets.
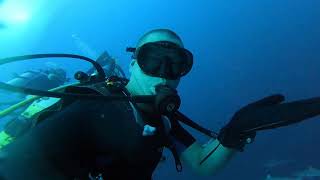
[218, 94, 285, 151]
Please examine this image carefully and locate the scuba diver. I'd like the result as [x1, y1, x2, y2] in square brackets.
[0, 29, 320, 180]
[0, 66, 68, 140]
[7, 68, 68, 91]
[0, 51, 125, 150]
[0, 66, 67, 103]
[0, 66, 68, 149]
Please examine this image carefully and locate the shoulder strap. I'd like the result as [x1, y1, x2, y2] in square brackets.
[65, 76, 128, 96]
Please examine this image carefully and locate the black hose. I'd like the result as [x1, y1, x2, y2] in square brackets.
[0, 81, 155, 103]
[0, 54, 106, 81]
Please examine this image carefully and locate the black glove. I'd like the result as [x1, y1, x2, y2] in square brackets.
[218, 94, 285, 151]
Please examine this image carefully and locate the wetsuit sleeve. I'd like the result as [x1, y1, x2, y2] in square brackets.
[168, 119, 196, 155]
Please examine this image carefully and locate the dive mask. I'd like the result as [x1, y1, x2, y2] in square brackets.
[127, 41, 193, 80]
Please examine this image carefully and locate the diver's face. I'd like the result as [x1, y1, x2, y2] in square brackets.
[129, 60, 180, 95]
[127, 31, 186, 96]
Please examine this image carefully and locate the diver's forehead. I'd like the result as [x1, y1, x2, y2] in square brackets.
[137, 33, 184, 48]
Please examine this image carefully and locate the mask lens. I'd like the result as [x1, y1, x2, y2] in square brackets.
[136, 41, 193, 79]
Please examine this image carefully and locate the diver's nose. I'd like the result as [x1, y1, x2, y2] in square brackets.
[149, 78, 167, 94]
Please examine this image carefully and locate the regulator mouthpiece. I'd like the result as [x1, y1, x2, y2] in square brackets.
[155, 85, 181, 115]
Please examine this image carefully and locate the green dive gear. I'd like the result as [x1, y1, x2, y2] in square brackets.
[0, 82, 79, 118]
[21, 97, 61, 119]
[0, 131, 14, 149]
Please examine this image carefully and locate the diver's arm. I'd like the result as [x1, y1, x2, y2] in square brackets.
[168, 119, 237, 176]
[180, 139, 236, 176]
[180, 95, 288, 175]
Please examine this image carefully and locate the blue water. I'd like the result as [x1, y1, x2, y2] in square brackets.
[1, 0, 320, 179]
